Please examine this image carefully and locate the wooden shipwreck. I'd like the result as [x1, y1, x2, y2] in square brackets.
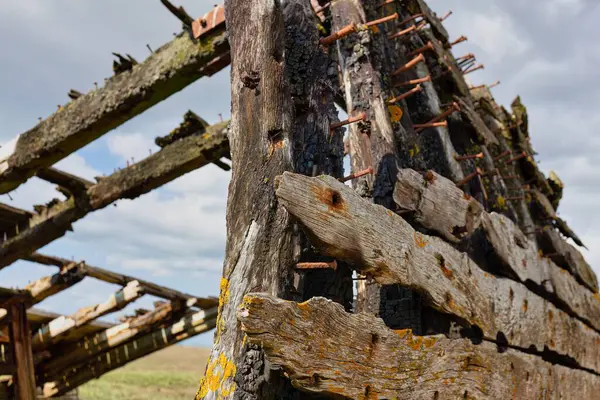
[0, 0, 597, 398]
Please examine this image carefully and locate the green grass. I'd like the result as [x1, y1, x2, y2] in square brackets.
[79, 346, 210, 400]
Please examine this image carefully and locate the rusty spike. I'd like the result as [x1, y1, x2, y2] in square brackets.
[365, 13, 399, 27]
[388, 84, 422, 104]
[415, 102, 460, 132]
[408, 41, 434, 57]
[320, 23, 357, 46]
[399, 13, 423, 26]
[296, 260, 337, 271]
[450, 35, 468, 47]
[340, 167, 374, 183]
[414, 121, 447, 131]
[394, 75, 431, 87]
[440, 10, 453, 21]
[463, 64, 484, 75]
[454, 152, 484, 161]
[388, 25, 417, 40]
[376, 0, 395, 8]
[392, 54, 425, 76]
[456, 168, 483, 187]
[330, 112, 367, 131]
[505, 151, 528, 165]
[493, 150, 511, 161]
[489, 80, 501, 88]
[313, 1, 331, 14]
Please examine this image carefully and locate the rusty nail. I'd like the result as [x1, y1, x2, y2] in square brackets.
[365, 13, 399, 28]
[416, 20, 428, 30]
[320, 23, 357, 45]
[469, 84, 486, 90]
[394, 75, 431, 87]
[38, 117, 42, 122]
[456, 168, 483, 187]
[408, 41, 434, 58]
[505, 151, 528, 164]
[543, 252, 560, 258]
[454, 152, 484, 161]
[388, 25, 417, 40]
[440, 10, 453, 21]
[457, 53, 475, 62]
[399, 13, 423, 26]
[218, 113, 223, 122]
[313, 2, 331, 14]
[505, 196, 525, 201]
[330, 112, 367, 131]
[376, 0, 395, 8]
[388, 84, 423, 104]
[94, 82, 98, 89]
[392, 54, 425, 76]
[296, 260, 337, 271]
[146, 44, 153, 53]
[339, 167, 374, 183]
[463, 64, 484, 75]
[415, 103, 459, 132]
[493, 150, 511, 161]
[414, 121, 448, 131]
[450, 35, 468, 47]
[489, 80, 501, 88]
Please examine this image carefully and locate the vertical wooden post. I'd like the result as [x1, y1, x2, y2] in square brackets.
[196, 1, 345, 399]
[9, 302, 36, 400]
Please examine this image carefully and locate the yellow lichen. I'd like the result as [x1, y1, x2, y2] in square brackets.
[414, 232, 427, 248]
[196, 353, 237, 399]
[388, 104, 403, 123]
[408, 144, 420, 158]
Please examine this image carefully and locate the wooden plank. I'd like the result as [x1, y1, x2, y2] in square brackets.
[538, 227, 598, 292]
[238, 293, 600, 399]
[9, 303, 36, 400]
[198, 1, 346, 399]
[25, 253, 218, 309]
[405, 0, 449, 44]
[23, 262, 86, 305]
[0, 121, 230, 270]
[35, 167, 94, 193]
[393, 168, 600, 332]
[38, 302, 214, 378]
[0, 23, 229, 194]
[31, 280, 144, 350]
[42, 309, 217, 398]
[275, 172, 600, 373]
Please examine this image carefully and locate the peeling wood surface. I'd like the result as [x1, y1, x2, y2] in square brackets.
[43, 309, 217, 398]
[238, 293, 600, 400]
[0, 27, 229, 194]
[31, 280, 144, 350]
[276, 172, 600, 373]
[393, 168, 600, 332]
[23, 262, 86, 304]
[9, 303, 37, 400]
[0, 122, 230, 270]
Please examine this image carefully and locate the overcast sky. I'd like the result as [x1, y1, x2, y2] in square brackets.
[0, 0, 598, 348]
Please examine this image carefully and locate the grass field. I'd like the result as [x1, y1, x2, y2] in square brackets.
[79, 346, 211, 400]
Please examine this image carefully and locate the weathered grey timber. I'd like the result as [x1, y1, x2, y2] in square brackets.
[23, 262, 86, 305]
[275, 172, 600, 372]
[0, 26, 229, 194]
[0, 121, 230, 269]
[238, 293, 600, 399]
[197, 1, 344, 399]
[393, 168, 600, 331]
[43, 309, 217, 398]
[31, 280, 144, 350]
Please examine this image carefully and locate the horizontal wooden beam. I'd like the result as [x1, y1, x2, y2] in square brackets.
[0, 121, 230, 270]
[26, 253, 218, 309]
[38, 303, 217, 379]
[0, 21, 229, 195]
[393, 168, 600, 331]
[275, 172, 600, 373]
[35, 167, 94, 193]
[238, 293, 600, 399]
[42, 308, 217, 397]
[23, 262, 86, 305]
[31, 280, 144, 350]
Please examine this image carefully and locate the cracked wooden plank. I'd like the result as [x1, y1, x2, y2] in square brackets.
[23, 262, 86, 305]
[0, 23, 229, 194]
[42, 308, 217, 398]
[238, 293, 600, 399]
[393, 168, 600, 332]
[0, 121, 230, 270]
[275, 172, 600, 373]
[31, 280, 144, 350]
[25, 252, 218, 309]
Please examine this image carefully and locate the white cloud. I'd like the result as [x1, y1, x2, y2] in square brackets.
[543, 0, 585, 20]
[106, 132, 158, 165]
[468, 9, 531, 61]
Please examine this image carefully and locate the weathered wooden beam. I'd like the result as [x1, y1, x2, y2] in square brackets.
[238, 293, 600, 399]
[0, 20, 228, 195]
[42, 309, 217, 398]
[39, 302, 216, 379]
[25, 253, 218, 309]
[31, 280, 144, 350]
[275, 172, 600, 373]
[393, 168, 600, 331]
[537, 227, 597, 292]
[35, 167, 94, 195]
[0, 121, 230, 270]
[23, 262, 86, 305]
[198, 1, 346, 399]
[9, 302, 37, 400]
